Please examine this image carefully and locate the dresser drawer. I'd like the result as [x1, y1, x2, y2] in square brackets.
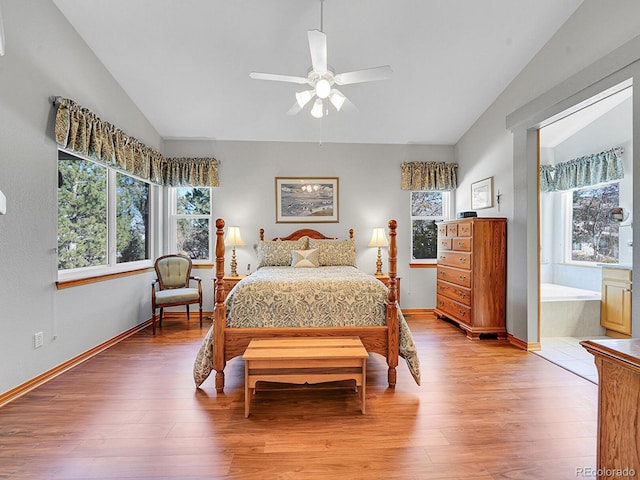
[452, 237, 471, 251]
[438, 238, 452, 250]
[437, 251, 472, 269]
[458, 223, 472, 236]
[437, 281, 471, 306]
[436, 294, 473, 324]
[446, 224, 458, 237]
[437, 223, 447, 237]
[437, 266, 472, 288]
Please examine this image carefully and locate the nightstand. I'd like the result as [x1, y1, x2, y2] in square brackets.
[213, 275, 247, 298]
[374, 274, 401, 302]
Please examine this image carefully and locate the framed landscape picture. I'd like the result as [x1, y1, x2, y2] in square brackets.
[275, 177, 339, 223]
[471, 176, 493, 210]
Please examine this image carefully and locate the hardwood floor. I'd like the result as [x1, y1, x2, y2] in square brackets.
[0, 314, 598, 479]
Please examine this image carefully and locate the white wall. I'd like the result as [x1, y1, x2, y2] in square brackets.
[456, 0, 640, 342]
[165, 139, 455, 312]
[0, 0, 163, 394]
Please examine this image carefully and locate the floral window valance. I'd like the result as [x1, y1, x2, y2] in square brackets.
[401, 161, 458, 191]
[53, 97, 219, 187]
[540, 147, 623, 192]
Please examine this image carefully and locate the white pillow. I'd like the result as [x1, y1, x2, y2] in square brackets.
[291, 248, 319, 268]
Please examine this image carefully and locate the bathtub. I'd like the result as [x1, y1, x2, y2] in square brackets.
[540, 283, 604, 337]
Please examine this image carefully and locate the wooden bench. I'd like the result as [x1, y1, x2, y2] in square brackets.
[242, 337, 368, 417]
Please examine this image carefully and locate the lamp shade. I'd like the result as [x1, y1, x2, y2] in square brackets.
[225, 226, 246, 247]
[368, 227, 388, 248]
[329, 89, 346, 111]
[310, 98, 324, 118]
[295, 89, 315, 108]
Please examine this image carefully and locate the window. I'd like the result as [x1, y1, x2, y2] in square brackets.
[170, 187, 211, 261]
[569, 182, 619, 263]
[116, 173, 150, 263]
[410, 191, 452, 263]
[58, 151, 151, 272]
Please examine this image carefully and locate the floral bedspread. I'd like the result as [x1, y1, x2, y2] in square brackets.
[193, 266, 420, 386]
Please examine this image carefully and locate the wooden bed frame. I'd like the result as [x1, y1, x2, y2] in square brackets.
[212, 218, 399, 393]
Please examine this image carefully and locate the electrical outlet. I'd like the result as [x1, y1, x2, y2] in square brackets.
[34, 332, 44, 349]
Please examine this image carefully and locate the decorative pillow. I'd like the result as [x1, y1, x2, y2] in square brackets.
[256, 237, 308, 268]
[308, 238, 357, 267]
[291, 248, 319, 268]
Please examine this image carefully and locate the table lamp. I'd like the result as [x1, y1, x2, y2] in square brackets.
[368, 227, 388, 276]
[225, 226, 246, 276]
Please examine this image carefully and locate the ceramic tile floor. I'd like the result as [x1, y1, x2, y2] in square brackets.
[535, 336, 609, 384]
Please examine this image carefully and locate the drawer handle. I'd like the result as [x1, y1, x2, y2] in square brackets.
[458, 275, 466, 281]
[459, 257, 467, 264]
[439, 271, 445, 276]
[459, 310, 466, 317]
[440, 255, 446, 260]
[459, 293, 467, 299]
[457, 242, 465, 247]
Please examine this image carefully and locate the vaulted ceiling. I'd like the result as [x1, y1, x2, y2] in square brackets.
[53, 0, 583, 145]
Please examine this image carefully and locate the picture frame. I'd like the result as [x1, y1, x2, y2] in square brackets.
[275, 177, 339, 223]
[471, 176, 494, 210]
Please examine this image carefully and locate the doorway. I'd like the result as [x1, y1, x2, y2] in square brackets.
[535, 82, 633, 383]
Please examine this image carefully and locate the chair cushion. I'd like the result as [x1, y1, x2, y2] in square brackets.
[155, 288, 200, 305]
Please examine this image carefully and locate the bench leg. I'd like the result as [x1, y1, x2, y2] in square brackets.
[245, 362, 250, 418]
[361, 360, 366, 414]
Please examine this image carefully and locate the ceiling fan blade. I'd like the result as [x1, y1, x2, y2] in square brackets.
[341, 95, 359, 113]
[308, 30, 327, 74]
[334, 66, 393, 85]
[249, 72, 308, 84]
[286, 102, 303, 116]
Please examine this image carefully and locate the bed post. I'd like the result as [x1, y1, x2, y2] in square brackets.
[259, 228, 264, 241]
[214, 218, 227, 393]
[386, 219, 398, 388]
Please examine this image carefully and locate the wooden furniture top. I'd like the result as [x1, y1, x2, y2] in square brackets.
[243, 337, 368, 361]
[259, 227, 355, 241]
[581, 338, 640, 369]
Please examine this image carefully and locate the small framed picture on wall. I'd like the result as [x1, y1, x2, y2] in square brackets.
[471, 176, 493, 210]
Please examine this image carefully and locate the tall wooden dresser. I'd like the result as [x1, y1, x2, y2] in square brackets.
[434, 217, 507, 339]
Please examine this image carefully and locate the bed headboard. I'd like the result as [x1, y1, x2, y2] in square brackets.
[259, 228, 354, 241]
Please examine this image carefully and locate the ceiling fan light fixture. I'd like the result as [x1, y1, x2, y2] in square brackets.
[329, 89, 346, 111]
[315, 78, 331, 99]
[295, 89, 315, 108]
[310, 98, 324, 118]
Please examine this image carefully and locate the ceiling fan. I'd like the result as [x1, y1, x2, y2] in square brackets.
[249, 0, 392, 119]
